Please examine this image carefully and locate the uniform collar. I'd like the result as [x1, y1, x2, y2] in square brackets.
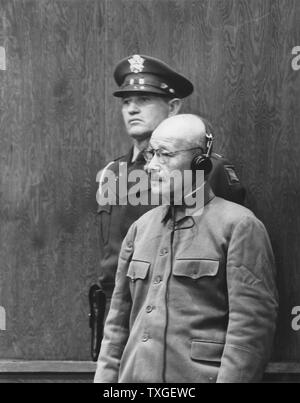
[162, 182, 215, 224]
[127, 146, 146, 166]
[125, 147, 135, 164]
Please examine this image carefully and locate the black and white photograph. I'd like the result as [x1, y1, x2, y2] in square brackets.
[0, 0, 299, 385]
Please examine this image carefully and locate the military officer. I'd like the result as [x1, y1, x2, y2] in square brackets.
[94, 114, 278, 383]
[95, 55, 246, 344]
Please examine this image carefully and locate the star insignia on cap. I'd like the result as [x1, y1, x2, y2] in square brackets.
[128, 55, 145, 74]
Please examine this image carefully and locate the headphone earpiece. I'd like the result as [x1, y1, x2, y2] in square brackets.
[191, 154, 213, 175]
[190, 133, 214, 176]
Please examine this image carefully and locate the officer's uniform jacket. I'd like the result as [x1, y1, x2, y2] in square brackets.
[97, 148, 246, 305]
[95, 186, 278, 383]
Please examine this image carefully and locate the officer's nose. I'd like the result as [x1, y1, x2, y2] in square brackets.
[127, 100, 140, 114]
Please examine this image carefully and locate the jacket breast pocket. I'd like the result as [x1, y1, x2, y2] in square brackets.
[173, 259, 219, 280]
[127, 260, 150, 282]
[97, 204, 112, 245]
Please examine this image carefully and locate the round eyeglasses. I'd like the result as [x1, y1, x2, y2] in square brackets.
[143, 147, 204, 165]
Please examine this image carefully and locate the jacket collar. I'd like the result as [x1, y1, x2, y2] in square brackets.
[162, 182, 215, 224]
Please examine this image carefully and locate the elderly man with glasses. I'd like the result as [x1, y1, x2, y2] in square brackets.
[94, 114, 278, 383]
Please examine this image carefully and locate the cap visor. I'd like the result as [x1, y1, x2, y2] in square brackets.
[113, 85, 171, 98]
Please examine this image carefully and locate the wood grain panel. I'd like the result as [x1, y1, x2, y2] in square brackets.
[0, 0, 105, 359]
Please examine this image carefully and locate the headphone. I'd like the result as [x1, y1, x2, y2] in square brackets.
[191, 132, 214, 176]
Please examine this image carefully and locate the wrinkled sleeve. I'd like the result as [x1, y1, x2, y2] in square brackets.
[94, 223, 136, 383]
[217, 215, 278, 383]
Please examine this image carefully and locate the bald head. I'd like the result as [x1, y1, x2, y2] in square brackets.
[147, 114, 211, 201]
[151, 114, 208, 151]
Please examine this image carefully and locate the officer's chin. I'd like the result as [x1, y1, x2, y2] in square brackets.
[127, 126, 152, 140]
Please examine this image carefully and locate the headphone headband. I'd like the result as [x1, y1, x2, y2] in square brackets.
[205, 133, 214, 157]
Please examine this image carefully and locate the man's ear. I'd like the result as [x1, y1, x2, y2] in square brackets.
[168, 98, 183, 116]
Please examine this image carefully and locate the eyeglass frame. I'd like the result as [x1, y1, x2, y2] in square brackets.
[143, 133, 214, 165]
[143, 146, 205, 164]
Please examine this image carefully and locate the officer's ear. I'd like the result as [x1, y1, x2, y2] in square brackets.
[167, 98, 183, 116]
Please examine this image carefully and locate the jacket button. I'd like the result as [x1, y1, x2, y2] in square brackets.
[127, 241, 133, 248]
[154, 276, 162, 284]
[146, 305, 153, 313]
[142, 334, 149, 342]
[160, 248, 168, 256]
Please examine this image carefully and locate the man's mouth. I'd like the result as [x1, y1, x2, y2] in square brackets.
[128, 119, 143, 125]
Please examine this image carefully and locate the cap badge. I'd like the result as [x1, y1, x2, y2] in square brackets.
[128, 55, 145, 74]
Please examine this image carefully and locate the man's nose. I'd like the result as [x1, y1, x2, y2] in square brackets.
[127, 100, 140, 114]
[146, 154, 160, 173]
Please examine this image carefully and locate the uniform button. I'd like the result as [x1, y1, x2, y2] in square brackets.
[160, 248, 168, 256]
[146, 305, 153, 313]
[142, 334, 149, 342]
[127, 241, 133, 248]
[154, 276, 162, 284]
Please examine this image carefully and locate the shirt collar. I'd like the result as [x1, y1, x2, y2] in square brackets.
[131, 145, 141, 163]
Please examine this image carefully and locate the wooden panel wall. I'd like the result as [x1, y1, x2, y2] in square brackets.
[0, 0, 300, 364]
[0, 0, 105, 359]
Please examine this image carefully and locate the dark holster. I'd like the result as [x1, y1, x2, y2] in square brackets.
[89, 284, 107, 362]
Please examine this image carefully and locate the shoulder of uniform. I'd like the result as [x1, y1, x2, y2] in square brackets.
[96, 153, 128, 179]
[101, 154, 127, 169]
[212, 197, 254, 222]
[113, 153, 128, 162]
[106, 152, 130, 168]
[211, 152, 223, 159]
[211, 153, 239, 170]
[210, 153, 243, 185]
[211, 152, 229, 163]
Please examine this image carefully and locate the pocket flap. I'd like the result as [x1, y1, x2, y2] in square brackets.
[127, 260, 150, 281]
[174, 259, 219, 279]
[191, 340, 224, 363]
